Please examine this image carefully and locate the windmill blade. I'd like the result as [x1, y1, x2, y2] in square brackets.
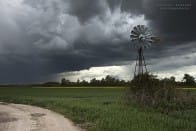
[145, 37, 154, 42]
[138, 25, 144, 33]
[131, 30, 139, 36]
[140, 25, 146, 33]
[130, 34, 138, 38]
[144, 32, 153, 37]
[134, 26, 140, 34]
[131, 37, 138, 41]
[131, 38, 138, 41]
[133, 27, 138, 33]
[137, 25, 142, 33]
[143, 41, 151, 48]
[146, 41, 152, 46]
[131, 38, 138, 42]
[144, 36, 153, 40]
[143, 26, 148, 33]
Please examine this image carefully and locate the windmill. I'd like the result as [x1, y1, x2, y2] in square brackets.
[130, 25, 160, 76]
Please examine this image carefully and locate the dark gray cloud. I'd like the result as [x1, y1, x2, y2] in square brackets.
[67, 0, 108, 23]
[0, 0, 195, 83]
[107, 0, 196, 42]
[146, 0, 196, 43]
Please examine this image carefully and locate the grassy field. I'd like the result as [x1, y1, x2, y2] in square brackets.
[0, 87, 196, 131]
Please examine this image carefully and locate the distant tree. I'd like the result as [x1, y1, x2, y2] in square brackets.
[161, 76, 176, 84]
[170, 76, 176, 82]
[90, 78, 99, 86]
[74, 79, 80, 86]
[119, 80, 125, 86]
[105, 75, 116, 86]
[61, 78, 70, 86]
[182, 74, 195, 86]
[80, 80, 89, 86]
[61, 78, 66, 85]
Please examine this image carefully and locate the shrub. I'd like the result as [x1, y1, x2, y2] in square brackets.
[126, 73, 196, 112]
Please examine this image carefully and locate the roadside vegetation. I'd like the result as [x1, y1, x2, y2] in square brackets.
[127, 73, 196, 113]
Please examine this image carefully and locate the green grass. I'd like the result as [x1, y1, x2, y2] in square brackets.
[179, 88, 196, 90]
[0, 87, 195, 131]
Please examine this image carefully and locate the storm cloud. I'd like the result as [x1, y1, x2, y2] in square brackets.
[0, 0, 195, 83]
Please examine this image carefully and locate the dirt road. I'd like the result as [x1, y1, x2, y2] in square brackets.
[0, 102, 83, 131]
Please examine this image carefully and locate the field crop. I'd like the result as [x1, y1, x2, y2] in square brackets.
[0, 87, 196, 131]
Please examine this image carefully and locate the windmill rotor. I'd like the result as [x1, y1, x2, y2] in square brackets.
[130, 25, 157, 49]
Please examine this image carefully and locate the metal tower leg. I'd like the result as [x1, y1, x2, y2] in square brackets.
[134, 47, 148, 77]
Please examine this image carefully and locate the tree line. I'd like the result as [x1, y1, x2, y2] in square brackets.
[59, 75, 128, 87]
[42, 73, 196, 87]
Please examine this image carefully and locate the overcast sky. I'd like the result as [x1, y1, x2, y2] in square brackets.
[0, 0, 195, 84]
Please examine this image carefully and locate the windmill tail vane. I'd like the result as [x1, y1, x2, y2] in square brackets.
[151, 37, 161, 43]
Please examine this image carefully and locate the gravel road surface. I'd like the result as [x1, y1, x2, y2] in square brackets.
[0, 102, 83, 131]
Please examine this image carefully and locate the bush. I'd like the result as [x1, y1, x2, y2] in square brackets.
[126, 73, 196, 112]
